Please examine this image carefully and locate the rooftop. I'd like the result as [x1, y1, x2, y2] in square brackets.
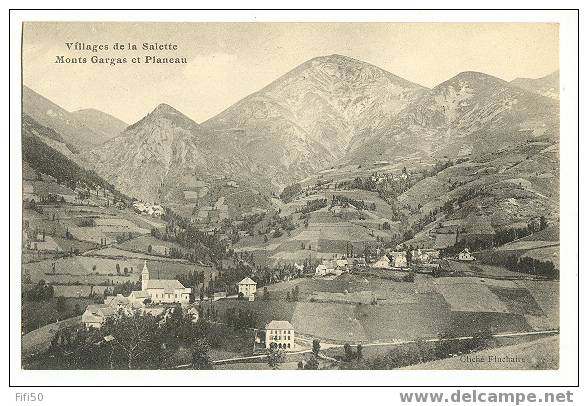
[265, 320, 294, 330]
[238, 277, 257, 285]
[146, 279, 186, 290]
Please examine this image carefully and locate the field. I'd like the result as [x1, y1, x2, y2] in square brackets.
[23, 250, 214, 297]
[205, 273, 558, 345]
[84, 246, 188, 263]
[22, 297, 93, 334]
[404, 335, 559, 370]
[115, 234, 187, 256]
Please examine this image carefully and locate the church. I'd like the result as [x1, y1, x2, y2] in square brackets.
[131, 261, 192, 304]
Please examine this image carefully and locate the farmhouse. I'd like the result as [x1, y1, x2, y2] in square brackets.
[335, 259, 349, 271]
[139, 261, 192, 303]
[265, 320, 295, 351]
[315, 260, 337, 276]
[82, 304, 117, 329]
[315, 264, 328, 276]
[128, 290, 151, 305]
[458, 248, 476, 261]
[390, 252, 408, 268]
[238, 277, 257, 300]
[373, 255, 391, 269]
[352, 257, 367, 268]
[104, 294, 131, 309]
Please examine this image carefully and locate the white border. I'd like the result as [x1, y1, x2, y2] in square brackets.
[6, 8, 579, 389]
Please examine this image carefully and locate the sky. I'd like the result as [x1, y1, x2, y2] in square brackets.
[22, 22, 559, 124]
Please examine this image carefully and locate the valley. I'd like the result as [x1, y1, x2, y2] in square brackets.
[20, 54, 560, 370]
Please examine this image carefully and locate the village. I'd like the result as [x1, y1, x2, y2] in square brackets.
[21, 160, 559, 370]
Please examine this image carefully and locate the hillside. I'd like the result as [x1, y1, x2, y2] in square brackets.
[27, 56, 560, 247]
[71, 108, 128, 145]
[84, 103, 276, 204]
[202, 54, 427, 184]
[345, 71, 559, 164]
[511, 71, 559, 100]
[23, 86, 104, 151]
[22, 114, 124, 197]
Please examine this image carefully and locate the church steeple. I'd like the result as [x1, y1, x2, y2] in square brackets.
[141, 260, 149, 291]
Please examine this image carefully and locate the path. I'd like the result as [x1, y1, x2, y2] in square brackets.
[172, 329, 559, 368]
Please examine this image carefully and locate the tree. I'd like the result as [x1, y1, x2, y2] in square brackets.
[191, 339, 213, 370]
[343, 343, 354, 361]
[263, 287, 270, 301]
[539, 216, 548, 231]
[56, 296, 67, 313]
[304, 355, 320, 370]
[292, 286, 300, 301]
[267, 342, 285, 370]
[100, 310, 162, 369]
[312, 339, 321, 356]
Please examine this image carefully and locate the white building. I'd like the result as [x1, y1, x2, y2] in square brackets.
[315, 264, 328, 276]
[315, 260, 338, 277]
[82, 304, 117, 329]
[238, 277, 257, 300]
[128, 290, 151, 305]
[265, 320, 295, 351]
[137, 261, 191, 304]
[458, 248, 476, 261]
[373, 255, 391, 269]
[391, 252, 408, 268]
[335, 259, 349, 271]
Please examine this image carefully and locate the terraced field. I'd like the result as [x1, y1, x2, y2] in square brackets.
[213, 274, 558, 344]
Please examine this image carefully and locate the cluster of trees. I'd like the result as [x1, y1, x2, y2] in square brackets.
[23, 199, 44, 214]
[285, 285, 300, 302]
[235, 212, 265, 236]
[102, 280, 141, 298]
[341, 330, 495, 370]
[151, 210, 228, 264]
[340, 343, 363, 362]
[296, 198, 328, 215]
[402, 209, 440, 242]
[33, 306, 213, 370]
[23, 280, 54, 301]
[336, 162, 462, 214]
[330, 195, 376, 211]
[504, 255, 558, 279]
[441, 216, 551, 257]
[338, 172, 414, 205]
[225, 307, 257, 330]
[279, 183, 302, 203]
[494, 217, 548, 247]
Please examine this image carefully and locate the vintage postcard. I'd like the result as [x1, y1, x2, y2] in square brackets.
[18, 20, 565, 374]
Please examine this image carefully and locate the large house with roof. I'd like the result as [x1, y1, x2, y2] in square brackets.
[265, 320, 295, 351]
[82, 304, 117, 329]
[134, 261, 192, 304]
[238, 277, 257, 300]
[458, 248, 476, 261]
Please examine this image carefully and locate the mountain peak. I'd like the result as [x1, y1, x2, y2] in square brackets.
[151, 103, 180, 116]
[124, 103, 201, 133]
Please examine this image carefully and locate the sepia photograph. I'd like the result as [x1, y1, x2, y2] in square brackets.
[18, 20, 563, 373]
